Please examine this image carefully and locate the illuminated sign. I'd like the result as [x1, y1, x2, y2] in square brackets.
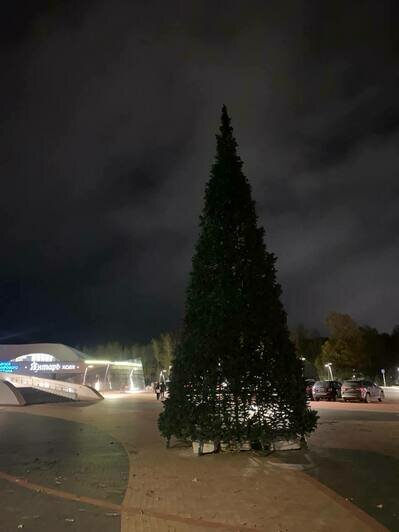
[0, 361, 79, 374]
[30, 362, 78, 373]
[0, 361, 18, 373]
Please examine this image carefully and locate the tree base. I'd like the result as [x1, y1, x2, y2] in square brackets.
[206, 441, 252, 453]
[192, 441, 216, 455]
[270, 438, 301, 451]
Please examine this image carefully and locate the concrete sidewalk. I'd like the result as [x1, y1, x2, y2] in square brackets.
[2, 393, 387, 531]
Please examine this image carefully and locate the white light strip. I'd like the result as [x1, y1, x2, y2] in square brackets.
[85, 359, 142, 368]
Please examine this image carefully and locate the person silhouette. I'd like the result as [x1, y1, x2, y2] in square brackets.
[154, 382, 161, 400]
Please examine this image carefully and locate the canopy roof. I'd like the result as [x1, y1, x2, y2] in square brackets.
[0, 343, 88, 363]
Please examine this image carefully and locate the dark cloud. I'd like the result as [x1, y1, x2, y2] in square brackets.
[0, 0, 398, 345]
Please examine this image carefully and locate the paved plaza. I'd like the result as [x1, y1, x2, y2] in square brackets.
[1, 393, 398, 531]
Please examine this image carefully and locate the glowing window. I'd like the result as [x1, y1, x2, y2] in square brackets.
[12, 353, 57, 362]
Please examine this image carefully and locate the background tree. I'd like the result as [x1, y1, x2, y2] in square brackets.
[390, 327, 399, 384]
[290, 326, 326, 364]
[360, 326, 385, 380]
[360, 325, 399, 384]
[151, 332, 179, 379]
[160, 332, 178, 375]
[82, 341, 131, 361]
[290, 324, 309, 359]
[151, 337, 162, 377]
[290, 325, 324, 378]
[134, 342, 158, 385]
[159, 106, 317, 449]
[316, 312, 366, 379]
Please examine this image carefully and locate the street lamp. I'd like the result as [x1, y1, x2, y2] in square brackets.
[299, 357, 306, 376]
[324, 362, 334, 380]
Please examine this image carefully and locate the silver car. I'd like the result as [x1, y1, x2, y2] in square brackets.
[341, 380, 384, 403]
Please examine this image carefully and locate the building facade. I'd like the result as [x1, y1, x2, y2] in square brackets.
[0, 343, 145, 392]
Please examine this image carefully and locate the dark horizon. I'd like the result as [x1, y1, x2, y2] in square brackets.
[1, 1, 398, 346]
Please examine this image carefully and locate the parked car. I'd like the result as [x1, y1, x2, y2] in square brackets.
[312, 380, 342, 401]
[341, 380, 384, 403]
[305, 379, 316, 400]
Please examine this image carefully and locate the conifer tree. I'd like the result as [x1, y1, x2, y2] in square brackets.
[159, 106, 317, 449]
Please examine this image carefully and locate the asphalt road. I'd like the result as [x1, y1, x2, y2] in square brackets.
[272, 401, 399, 531]
[0, 410, 128, 532]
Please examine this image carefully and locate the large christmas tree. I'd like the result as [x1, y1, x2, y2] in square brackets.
[159, 106, 317, 450]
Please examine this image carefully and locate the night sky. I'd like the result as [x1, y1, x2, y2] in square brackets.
[1, 1, 398, 346]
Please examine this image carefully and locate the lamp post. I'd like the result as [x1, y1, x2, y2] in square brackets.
[83, 365, 93, 385]
[324, 362, 334, 380]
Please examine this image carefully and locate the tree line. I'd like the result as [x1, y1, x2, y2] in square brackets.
[291, 312, 399, 384]
[80, 311, 398, 388]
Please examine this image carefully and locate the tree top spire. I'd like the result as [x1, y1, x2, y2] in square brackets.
[220, 104, 233, 138]
[216, 105, 238, 160]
